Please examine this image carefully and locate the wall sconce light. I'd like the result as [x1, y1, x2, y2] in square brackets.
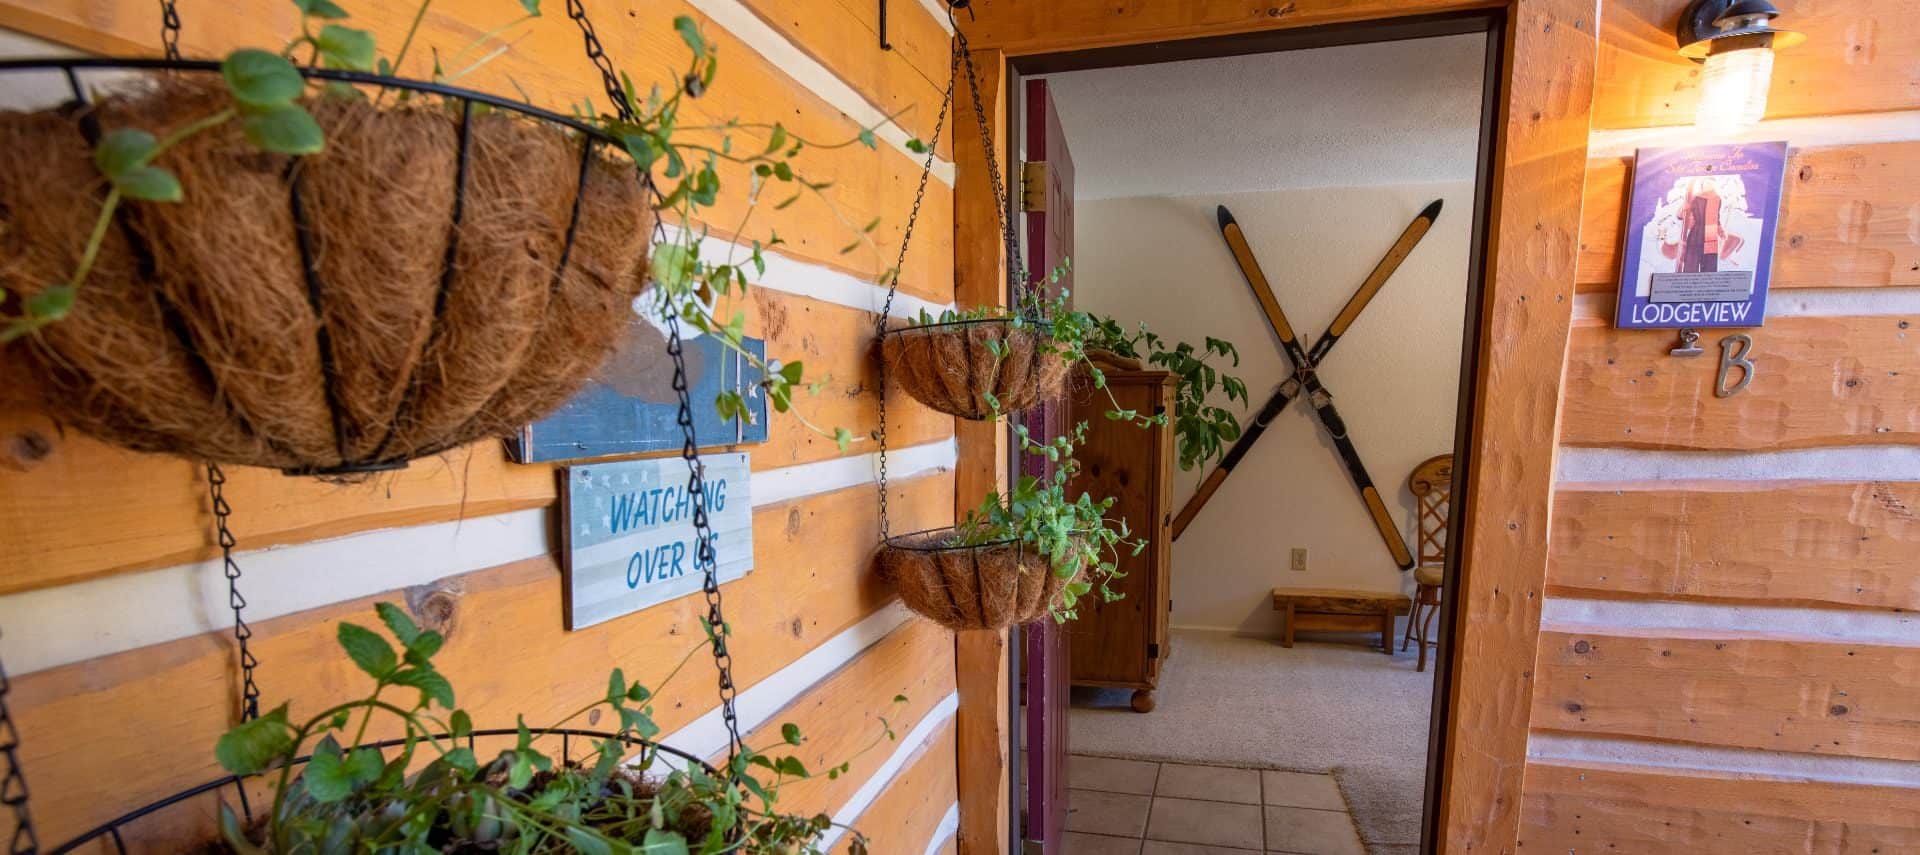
[1678, 0, 1803, 134]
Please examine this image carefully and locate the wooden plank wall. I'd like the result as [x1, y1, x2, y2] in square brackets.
[0, 1, 964, 851]
[1522, 0, 1920, 850]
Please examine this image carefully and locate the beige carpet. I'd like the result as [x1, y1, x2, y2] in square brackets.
[1069, 629, 1434, 852]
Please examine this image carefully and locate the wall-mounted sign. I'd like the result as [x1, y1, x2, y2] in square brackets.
[510, 317, 769, 464]
[561, 454, 753, 630]
[1614, 141, 1787, 330]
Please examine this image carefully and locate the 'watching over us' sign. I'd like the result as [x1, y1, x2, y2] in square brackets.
[561, 454, 753, 630]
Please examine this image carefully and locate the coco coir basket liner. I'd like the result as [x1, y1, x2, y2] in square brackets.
[874, 526, 1077, 630]
[0, 64, 652, 475]
[879, 317, 1068, 421]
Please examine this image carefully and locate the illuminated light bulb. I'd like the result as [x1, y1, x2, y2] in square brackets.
[1694, 41, 1774, 134]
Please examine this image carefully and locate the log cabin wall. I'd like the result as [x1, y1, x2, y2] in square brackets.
[0, 1, 965, 851]
[1521, 0, 1920, 850]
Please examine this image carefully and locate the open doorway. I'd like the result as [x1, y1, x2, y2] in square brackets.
[1008, 17, 1500, 855]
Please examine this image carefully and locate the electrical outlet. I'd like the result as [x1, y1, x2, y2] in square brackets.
[1290, 548, 1307, 572]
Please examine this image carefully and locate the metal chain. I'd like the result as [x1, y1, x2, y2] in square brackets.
[567, 0, 636, 124]
[956, 28, 1028, 297]
[206, 464, 261, 723]
[159, 0, 181, 61]
[566, 0, 744, 776]
[875, 43, 958, 542]
[0, 632, 37, 855]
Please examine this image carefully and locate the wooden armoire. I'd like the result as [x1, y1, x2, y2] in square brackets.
[1064, 357, 1175, 712]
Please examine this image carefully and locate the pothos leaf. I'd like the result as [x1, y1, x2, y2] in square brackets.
[315, 24, 377, 71]
[222, 49, 304, 107]
[92, 129, 158, 177]
[673, 16, 705, 57]
[214, 703, 295, 775]
[241, 104, 324, 155]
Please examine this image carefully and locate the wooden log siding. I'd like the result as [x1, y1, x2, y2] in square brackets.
[1521, 761, 1920, 853]
[5, 473, 952, 841]
[1531, 0, 1920, 833]
[731, 0, 955, 159]
[1549, 481, 1920, 611]
[1578, 142, 1920, 292]
[1590, 0, 1920, 130]
[0, 288, 951, 595]
[1558, 314, 1920, 450]
[725, 618, 957, 820]
[831, 724, 960, 855]
[1533, 630, 1920, 762]
[0, 0, 963, 849]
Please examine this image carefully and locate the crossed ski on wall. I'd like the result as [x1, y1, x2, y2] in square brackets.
[1171, 200, 1445, 572]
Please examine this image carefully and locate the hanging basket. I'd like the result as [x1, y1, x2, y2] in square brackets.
[0, 60, 654, 476]
[874, 526, 1081, 630]
[879, 317, 1068, 420]
[49, 728, 719, 854]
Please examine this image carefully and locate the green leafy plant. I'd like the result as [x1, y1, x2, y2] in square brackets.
[1081, 319, 1249, 471]
[948, 422, 1144, 621]
[214, 604, 897, 854]
[599, 16, 935, 456]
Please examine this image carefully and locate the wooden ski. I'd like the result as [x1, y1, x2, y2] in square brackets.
[1173, 202, 1440, 541]
[1170, 202, 1440, 572]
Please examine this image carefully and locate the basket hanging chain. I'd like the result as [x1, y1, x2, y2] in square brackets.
[158, 0, 182, 62]
[206, 464, 262, 723]
[955, 26, 1028, 297]
[566, 0, 745, 777]
[874, 41, 957, 542]
[567, 0, 636, 125]
[0, 632, 39, 855]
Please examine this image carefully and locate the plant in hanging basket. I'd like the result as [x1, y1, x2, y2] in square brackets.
[0, 2, 877, 474]
[876, 423, 1139, 629]
[205, 604, 894, 854]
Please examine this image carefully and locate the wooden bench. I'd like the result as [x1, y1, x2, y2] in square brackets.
[1271, 588, 1412, 654]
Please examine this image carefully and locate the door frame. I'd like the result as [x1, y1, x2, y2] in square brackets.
[952, 2, 1597, 853]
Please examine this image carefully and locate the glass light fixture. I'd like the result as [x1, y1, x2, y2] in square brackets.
[1677, 0, 1803, 134]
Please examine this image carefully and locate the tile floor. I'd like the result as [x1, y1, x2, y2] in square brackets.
[1060, 755, 1366, 854]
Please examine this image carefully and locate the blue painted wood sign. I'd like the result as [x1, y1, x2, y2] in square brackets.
[561, 453, 753, 630]
[510, 317, 770, 463]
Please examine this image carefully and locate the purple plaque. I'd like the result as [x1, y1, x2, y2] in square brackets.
[1614, 142, 1787, 330]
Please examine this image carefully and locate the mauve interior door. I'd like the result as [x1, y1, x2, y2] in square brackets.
[1020, 75, 1074, 855]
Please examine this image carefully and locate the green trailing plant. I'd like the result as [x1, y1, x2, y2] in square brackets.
[904, 260, 1250, 471]
[1081, 319, 1249, 472]
[214, 604, 898, 854]
[896, 261, 1246, 621]
[949, 422, 1144, 621]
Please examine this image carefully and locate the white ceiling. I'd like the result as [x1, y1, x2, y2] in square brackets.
[1035, 34, 1488, 201]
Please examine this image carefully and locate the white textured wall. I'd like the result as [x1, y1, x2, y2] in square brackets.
[1074, 182, 1475, 636]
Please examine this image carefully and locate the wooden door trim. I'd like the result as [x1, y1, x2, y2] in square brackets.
[953, 2, 1596, 854]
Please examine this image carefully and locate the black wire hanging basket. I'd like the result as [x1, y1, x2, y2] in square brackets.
[875, 526, 1083, 630]
[47, 728, 720, 855]
[0, 57, 654, 477]
[879, 316, 1068, 420]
